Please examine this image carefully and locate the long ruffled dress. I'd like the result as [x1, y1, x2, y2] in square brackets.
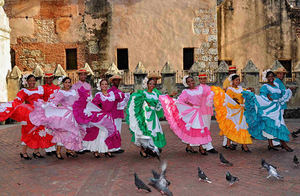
[159, 85, 213, 146]
[242, 83, 292, 142]
[212, 86, 252, 144]
[126, 90, 166, 149]
[73, 87, 121, 153]
[29, 89, 85, 151]
[0, 86, 54, 149]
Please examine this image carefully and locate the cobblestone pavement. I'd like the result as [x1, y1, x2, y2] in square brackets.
[0, 120, 300, 196]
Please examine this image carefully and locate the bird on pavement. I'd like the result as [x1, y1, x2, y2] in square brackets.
[261, 159, 283, 180]
[226, 171, 239, 186]
[219, 153, 233, 166]
[198, 167, 212, 183]
[134, 173, 151, 192]
[293, 155, 299, 167]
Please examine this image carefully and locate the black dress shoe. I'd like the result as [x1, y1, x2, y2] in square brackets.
[207, 148, 218, 154]
[223, 145, 236, 150]
[268, 145, 279, 151]
[33, 152, 45, 159]
[281, 145, 293, 152]
[241, 146, 251, 153]
[186, 147, 198, 154]
[231, 143, 237, 147]
[20, 153, 32, 160]
[112, 149, 125, 154]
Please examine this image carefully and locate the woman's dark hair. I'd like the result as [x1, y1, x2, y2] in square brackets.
[26, 74, 36, 81]
[185, 76, 194, 83]
[100, 79, 108, 85]
[231, 74, 240, 81]
[62, 77, 71, 83]
[266, 71, 275, 78]
[147, 78, 155, 85]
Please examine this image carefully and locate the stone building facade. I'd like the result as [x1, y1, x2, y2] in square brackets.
[4, 0, 217, 77]
[218, 0, 300, 78]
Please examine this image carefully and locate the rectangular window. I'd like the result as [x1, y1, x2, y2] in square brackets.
[66, 49, 77, 70]
[218, 60, 232, 66]
[117, 48, 129, 70]
[278, 60, 292, 78]
[183, 48, 194, 70]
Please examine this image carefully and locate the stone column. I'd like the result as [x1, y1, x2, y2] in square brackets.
[241, 60, 260, 92]
[161, 62, 177, 95]
[216, 61, 228, 86]
[0, 1, 11, 102]
[133, 61, 147, 91]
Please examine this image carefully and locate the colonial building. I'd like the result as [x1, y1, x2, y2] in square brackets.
[3, 0, 218, 80]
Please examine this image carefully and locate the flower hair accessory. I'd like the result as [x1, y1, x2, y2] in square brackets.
[142, 77, 149, 89]
[97, 79, 103, 91]
[57, 76, 66, 85]
[22, 74, 29, 86]
[262, 69, 271, 82]
[182, 75, 189, 87]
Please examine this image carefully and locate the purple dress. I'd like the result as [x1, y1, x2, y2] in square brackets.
[30, 89, 86, 151]
[73, 87, 121, 152]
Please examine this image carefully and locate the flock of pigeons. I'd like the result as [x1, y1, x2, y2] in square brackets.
[134, 153, 300, 195]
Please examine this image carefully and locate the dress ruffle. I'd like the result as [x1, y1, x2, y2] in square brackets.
[126, 90, 166, 149]
[211, 86, 252, 144]
[159, 95, 212, 145]
[29, 99, 85, 151]
[242, 91, 290, 142]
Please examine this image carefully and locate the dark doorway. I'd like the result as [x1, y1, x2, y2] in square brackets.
[278, 60, 292, 78]
[117, 48, 129, 70]
[183, 48, 194, 70]
[66, 49, 77, 70]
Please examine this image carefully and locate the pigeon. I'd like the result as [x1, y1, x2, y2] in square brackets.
[261, 159, 283, 180]
[134, 173, 151, 192]
[226, 171, 239, 185]
[293, 155, 299, 167]
[152, 170, 171, 186]
[292, 132, 298, 138]
[149, 161, 173, 196]
[198, 167, 212, 183]
[219, 153, 233, 166]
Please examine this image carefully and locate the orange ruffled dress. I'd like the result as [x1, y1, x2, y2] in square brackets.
[212, 86, 252, 144]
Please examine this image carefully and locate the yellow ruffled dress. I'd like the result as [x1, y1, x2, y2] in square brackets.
[212, 86, 252, 144]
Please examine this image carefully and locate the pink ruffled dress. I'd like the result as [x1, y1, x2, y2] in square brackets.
[29, 89, 86, 151]
[159, 84, 213, 145]
[73, 87, 121, 153]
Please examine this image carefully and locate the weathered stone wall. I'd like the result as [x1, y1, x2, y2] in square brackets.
[108, 0, 217, 72]
[218, 0, 299, 72]
[4, 0, 112, 73]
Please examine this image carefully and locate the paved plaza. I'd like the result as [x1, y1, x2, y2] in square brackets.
[0, 120, 300, 196]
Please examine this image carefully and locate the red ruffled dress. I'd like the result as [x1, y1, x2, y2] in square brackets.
[0, 86, 54, 149]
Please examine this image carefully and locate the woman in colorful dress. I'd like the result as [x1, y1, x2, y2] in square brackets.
[126, 77, 166, 158]
[30, 76, 85, 159]
[212, 74, 252, 152]
[242, 71, 293, 152]
[0, 74, 54, 160]
[159, 75, 213, 155]
[73, 79, 121, 158]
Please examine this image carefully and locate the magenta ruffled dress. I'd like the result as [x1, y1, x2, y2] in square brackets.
[73, 87, 121, 152]
[159, 84, 213, 145]
[29, 89, 85, 151]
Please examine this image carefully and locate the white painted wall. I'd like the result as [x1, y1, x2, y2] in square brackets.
[0, 2, 11, 102]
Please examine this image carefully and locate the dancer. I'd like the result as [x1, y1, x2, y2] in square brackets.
[73, 79, 121, 158]
[222, 65, 238, 148]
[107, 75, 130, 154]
[30, 76, 85, 159]
[242, 71, 293, 152]
[212, 74, 252, 152]
[42, 71, 60, 156]
[159, 75, 213, 155]
[126, 77, 166, 158]
[0, 74, 54, 160]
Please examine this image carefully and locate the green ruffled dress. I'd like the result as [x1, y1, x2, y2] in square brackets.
[126, 90, 166, 149]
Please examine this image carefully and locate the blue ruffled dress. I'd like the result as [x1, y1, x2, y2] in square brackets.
[242, 83, 292, 142]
